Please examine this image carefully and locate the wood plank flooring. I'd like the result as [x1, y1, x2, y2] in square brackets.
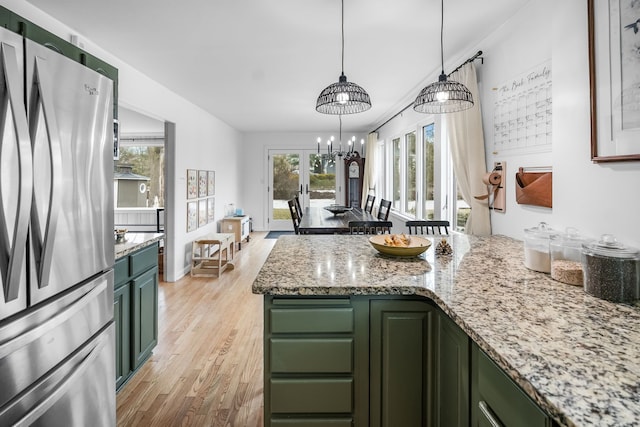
[116, 232, 276, 426]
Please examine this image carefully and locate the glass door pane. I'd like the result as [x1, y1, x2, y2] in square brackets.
[307, 153, 336, 207]
[269, 151, 301, 230]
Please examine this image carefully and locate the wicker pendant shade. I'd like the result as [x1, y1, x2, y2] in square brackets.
[413, 0, 473, 114]
[413, 73, 474, 114]
[316, 0, 371, 115]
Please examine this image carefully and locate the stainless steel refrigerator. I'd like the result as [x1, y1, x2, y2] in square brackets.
[0, 26, 115, 426]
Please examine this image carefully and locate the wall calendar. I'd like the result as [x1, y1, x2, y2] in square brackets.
[492, 60, 552, 154]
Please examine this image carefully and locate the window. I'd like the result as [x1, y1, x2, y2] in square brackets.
[392, 137, 401, 210]
[379, 118, 471, 230]
[423, 124, 435, 219]
[405, 131, 417, 215]
[114, 143, 165, 208]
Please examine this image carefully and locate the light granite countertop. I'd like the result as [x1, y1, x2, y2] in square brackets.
[114, 232, 164, 259]
[252, 233, 640, 427]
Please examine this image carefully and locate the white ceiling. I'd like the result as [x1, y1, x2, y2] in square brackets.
[25, 0, 529, 133]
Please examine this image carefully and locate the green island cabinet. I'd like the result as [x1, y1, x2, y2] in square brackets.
[264, 296, 556, 427]
[114, 243, 159, 390]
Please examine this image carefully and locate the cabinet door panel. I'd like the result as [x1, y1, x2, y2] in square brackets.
[132, 267, 158, 368]
[114, 283, 131, 390]
[370, 300, 435, 427]
[270, 378, 353, 413]
[270, 338, 353, 373]
[436, 313, 469, 427]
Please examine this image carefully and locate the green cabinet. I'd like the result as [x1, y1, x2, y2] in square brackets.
[264, 296, 553, 427]
[265, 297, 364, 427]
[435, 311, 470, 427]
[471, 344, 552, 427]
[115, 243, 159, 391]
[369, 299, 436, 427]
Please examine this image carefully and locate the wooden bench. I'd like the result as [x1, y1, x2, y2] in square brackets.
[191, 233, 236, 277]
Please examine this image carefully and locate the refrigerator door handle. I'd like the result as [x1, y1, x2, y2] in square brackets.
[0, 278, 107, 359]
[0, 43, 32, 302]
[29, 57, 63, 288]
[10, 329, 108, 427]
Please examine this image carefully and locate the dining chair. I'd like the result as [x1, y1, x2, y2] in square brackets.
[405, 220, 450, 235]
[348, 220, 392, 235]
[364, 194, 375, 214]
[294, 195, 303, 218]
[377, 199, 392, 221]
[287, 199, 301, 234]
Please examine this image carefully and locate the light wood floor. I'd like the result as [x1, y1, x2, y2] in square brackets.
[116, 232, 276, 426]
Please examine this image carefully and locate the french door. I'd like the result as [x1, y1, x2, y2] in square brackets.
[268, 149, 338, 230]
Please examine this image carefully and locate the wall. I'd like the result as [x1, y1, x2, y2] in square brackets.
[4, 0, 244, 281]
[374, 0, 640, 249]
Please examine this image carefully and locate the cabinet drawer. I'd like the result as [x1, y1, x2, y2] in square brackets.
[271, 418, 353, 427]
[270, 308, 353, 334]
[270, 378, 352, 413]
[270, 338, 352, 373]
[114, 257, 129, 287]
[476, 347, 550, 427]
[130, 243, 158, 277]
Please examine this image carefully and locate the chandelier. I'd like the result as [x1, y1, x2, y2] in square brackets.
[316, 115, 364, 161]
[413, 0, 474, 114]
[315, 0, 371, 115]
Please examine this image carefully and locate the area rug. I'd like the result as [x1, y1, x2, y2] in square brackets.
[265, 231, 294, 239]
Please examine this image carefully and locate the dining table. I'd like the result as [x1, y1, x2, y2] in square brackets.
[298, 206, 378, 234]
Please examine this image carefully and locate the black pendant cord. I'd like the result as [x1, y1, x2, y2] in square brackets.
[439, 0, 444, 75]
[341, 0, 345, 75]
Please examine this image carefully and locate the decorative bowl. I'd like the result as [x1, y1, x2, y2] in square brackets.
[324, 205, 353, 215]
[369, 235, 432, 257]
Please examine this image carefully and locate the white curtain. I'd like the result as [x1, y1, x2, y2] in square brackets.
[360, 132, 379, 209]
[445, 62, 491, 236]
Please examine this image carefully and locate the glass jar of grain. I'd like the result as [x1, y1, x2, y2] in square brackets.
[582, 235, 640, 303]
[524, 222, 558, 273]
[549, 228, 591, 286]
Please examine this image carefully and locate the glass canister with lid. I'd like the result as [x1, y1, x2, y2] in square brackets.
[582, 235, 640, 303]
[523, 222, 558, 273]
[549, 228, 592, 286]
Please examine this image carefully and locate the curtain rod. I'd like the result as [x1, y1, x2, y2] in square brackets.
[372, 50, 483, 134]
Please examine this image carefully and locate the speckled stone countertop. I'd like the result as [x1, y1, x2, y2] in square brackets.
[252, 233, 640, 427]
[114, 232, 164, 259]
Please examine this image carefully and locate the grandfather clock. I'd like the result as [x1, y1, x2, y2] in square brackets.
[344, 152, 365, 208]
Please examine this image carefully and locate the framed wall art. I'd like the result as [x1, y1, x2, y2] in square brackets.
[588, 0, 640, 162]
[198, 199, 208, 227]
[207, 197, 215, 223]
[198, 170, 208, 197]
[207, 171, 215, 196]
[187, 169, 198, 199]
[187, 201, 197, 232]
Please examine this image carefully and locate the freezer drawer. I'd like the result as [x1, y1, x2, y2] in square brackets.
[0, 322, 116, 426]
[0, 271, 113, 411]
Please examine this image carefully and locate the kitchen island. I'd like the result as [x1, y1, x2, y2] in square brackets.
[253, 234, 640, 427]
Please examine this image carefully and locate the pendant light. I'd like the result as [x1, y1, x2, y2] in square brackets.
[413, 0, 474, 114]
[316, 0, 371, 115]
